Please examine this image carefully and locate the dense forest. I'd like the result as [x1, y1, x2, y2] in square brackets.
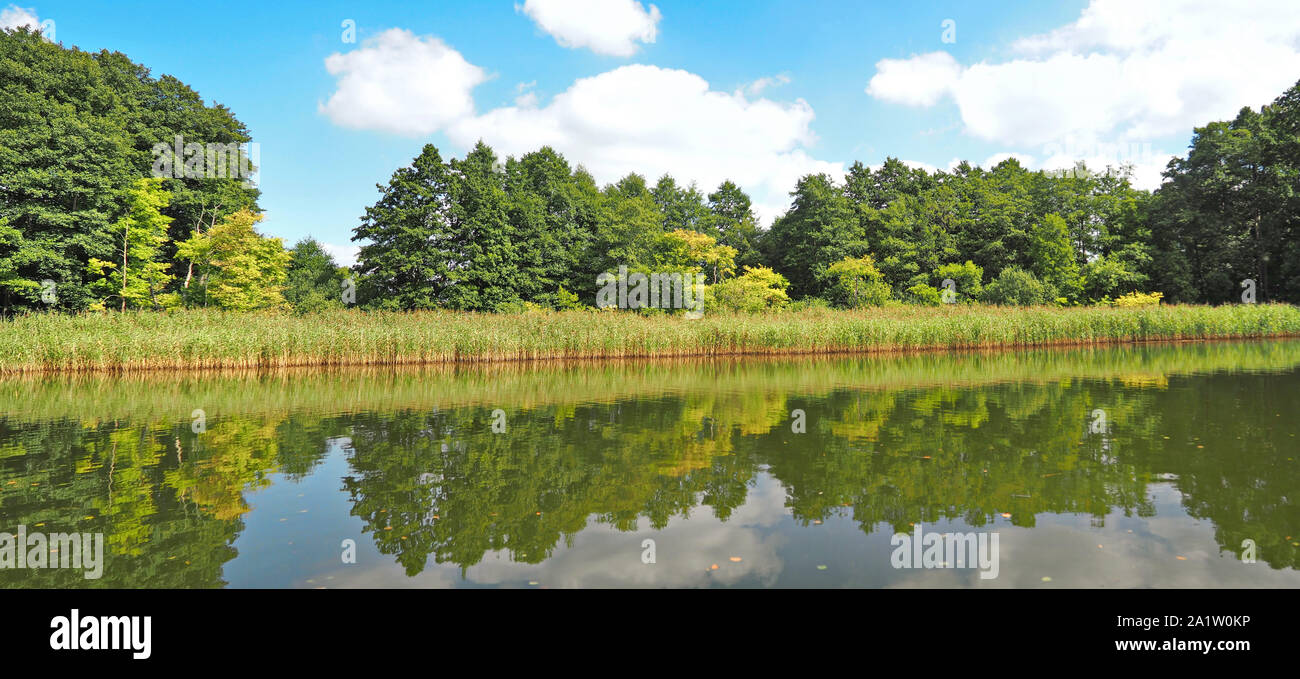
[3, 26, 1299, 316]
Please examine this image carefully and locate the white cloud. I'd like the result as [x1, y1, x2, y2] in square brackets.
[319, 28, 487, 136]
[448, 64, 843, 223]
[0, 5, 39, 31]
[866, 51, 961, 107]
[866, 0, 1300, 154]
[321, 242, 360, 268]
[743, 74, 791, 97]
[518, 0, 661, 57]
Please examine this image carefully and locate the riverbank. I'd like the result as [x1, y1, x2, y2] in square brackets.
[4, 304, 1299, 373]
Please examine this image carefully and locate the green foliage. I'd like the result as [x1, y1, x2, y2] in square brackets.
[1082, 253, 1146, 303]
[176, 209, 289, 311]
[905, 283, 943, 306]
[707, 266, 791, 312]
[284, 238, 347, 313]
[933, 260, 984, 303]
[705, 180, 763, 269]
[981, 266, 1057, 306]
[0, 27, 259, 313]
[821, 255, 892, 308]
[87, 178, 177, 311]
[763, 173, 865, 298]
[1149, 81, 1300, 304]
[657, 228, 737, 283]
[1028, 214, 1082, 300]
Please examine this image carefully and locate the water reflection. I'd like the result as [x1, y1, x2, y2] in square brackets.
[2, 340, 1298, 588]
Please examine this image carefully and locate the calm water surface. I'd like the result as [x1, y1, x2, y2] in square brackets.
[2, 340, 1298, 588]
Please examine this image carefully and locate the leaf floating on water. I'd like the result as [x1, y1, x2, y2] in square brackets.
[1041, 576, 1052, 582]
[528, 581, 539, 586]
[816, 565, 828, 570]
[383, 526, 392, 531]
[83, 516, 94, 520]
[1001, 513, 1012, 518]
[1097, 545, 1103, 549]
[1175, 555, 1187, 560]
[709, 564, 719, 571]
[812, 519, 822, 525]
[729, 557, 742, 562]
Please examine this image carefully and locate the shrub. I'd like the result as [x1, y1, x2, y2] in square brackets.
[707, 266, 791, 312]
[981, 266, 1057, 306]
[1112, 291, 1164, 308]
[933, 261, 984, 303]
[905, 283, 943, 306]
[820, 255, 892, 308]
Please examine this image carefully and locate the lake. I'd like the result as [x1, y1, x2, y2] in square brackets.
[2, 339, 1298, 588]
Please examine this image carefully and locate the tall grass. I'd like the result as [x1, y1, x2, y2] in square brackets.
[2, 304, 1299, 373]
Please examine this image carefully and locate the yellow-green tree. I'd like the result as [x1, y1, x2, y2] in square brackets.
[658, 228, 737, 283]
[87, 178, 178, 311]
[177, 209, 290, 310]
[820, 255, 892, 308]
[707, 266, 790, 312]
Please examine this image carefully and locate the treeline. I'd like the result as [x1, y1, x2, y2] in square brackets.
[4, 26, 1299, 315]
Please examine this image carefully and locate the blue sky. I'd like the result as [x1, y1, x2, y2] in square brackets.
[6, 1, 1300, 265]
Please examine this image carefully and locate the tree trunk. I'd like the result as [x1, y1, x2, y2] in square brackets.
[120, 226, 128, 312]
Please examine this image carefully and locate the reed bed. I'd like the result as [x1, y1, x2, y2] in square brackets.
[1, 303, 1298, 374]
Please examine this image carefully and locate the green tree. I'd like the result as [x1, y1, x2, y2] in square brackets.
[981, 266, 1056, 306]
[177, 209, 289, 310]
[707, 266, 791, 312]
[705, 181, 763, 269]
[87, 178, 176, 311]
[763, 174, 865, 298]
[932, 260, 984, 303]
[352, 145, 455, 310]
[820, 255, 892, 308]
[1028, 214, 1082, 301]
[284, 238, 348, 312]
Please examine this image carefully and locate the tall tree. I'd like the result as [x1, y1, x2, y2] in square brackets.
[87, 178, 176, 311]
[704, 180, 763, 270]
[762, 174, 865, 298]
[352, 144, 455, 310]
[177, 209, 289, 310]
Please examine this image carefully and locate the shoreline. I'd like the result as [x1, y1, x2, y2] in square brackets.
[4, 304, 1299, 375]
